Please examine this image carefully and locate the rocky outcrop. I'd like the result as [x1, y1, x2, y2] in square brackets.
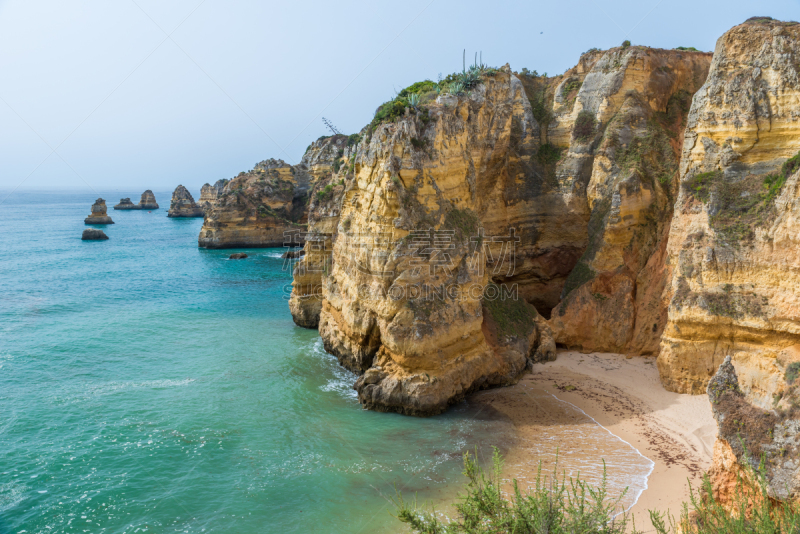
[229, 253, 248, 259]
[707, 356, 800, 503]
[657, 18, 800, 396]
[139, 190, 158, 209]
[548, 47, 711, 354]
[114, 198, 136, 209]
[115, 190, 159, 210]
[294, 67, 570, 415]
[199, 180, 227, 212]
[167, 185, 203, 218]
[84, 198, 114, 224]
[198, 136, 349, 249]
[81, 228, 109, 240]
[288, 136, 354, 328]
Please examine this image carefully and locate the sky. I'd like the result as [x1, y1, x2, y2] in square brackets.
[0, 0, 797, 194]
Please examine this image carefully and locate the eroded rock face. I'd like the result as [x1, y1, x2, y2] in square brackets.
[198, 138, 346, 249]
[85, 198, 114, 224]
[139, 190, 158, 210]
[305, 68, 565, 415]
[549, 47, 712, 354]
[288, 136, 354, 328]
[199, 180, 227, 213]
[167, 186, 204, 218]
[707, 356, 800, 502]
[658, 19, 800, 396]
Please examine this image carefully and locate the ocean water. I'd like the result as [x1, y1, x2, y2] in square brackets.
[1, 191, 651, 533]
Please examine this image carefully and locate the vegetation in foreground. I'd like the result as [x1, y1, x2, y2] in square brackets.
[394, 448, 800, 533]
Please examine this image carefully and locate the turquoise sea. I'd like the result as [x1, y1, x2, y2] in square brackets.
[0, 191, 652, 533]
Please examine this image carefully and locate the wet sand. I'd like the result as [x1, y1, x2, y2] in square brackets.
[472, 350, 716, 530]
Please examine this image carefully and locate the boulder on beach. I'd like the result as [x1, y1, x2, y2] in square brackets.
[84, 198, 114, 224]
[82, 228, 109, 240]
[229, 253, 248, 259]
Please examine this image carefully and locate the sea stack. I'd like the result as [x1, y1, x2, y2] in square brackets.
[138, 190, 159, 209]
[81, 228, 109, 240]
[114, 198, 136, 209]
[167, 185, 204, 218]
[114, 190, 160, 210]
[84, 198, 114, 224]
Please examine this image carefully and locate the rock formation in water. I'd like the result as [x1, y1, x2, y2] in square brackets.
[198, 136, 349, 249]
[115, 190, 159, 210]
[81, 228, 109, 240]
[84, 198, 114, 224]
[114, 198, 136, 209]
[167, 185, 204, 218]
[139, 190, 159, 209]
[229, 253, 248, 259]
[199, 180, 227, 213]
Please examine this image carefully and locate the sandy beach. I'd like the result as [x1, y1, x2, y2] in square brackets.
[472, 350, 717, 531]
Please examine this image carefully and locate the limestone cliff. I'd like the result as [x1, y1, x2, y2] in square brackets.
[199, 180, 227, 213]
[114, 198, 136, 210]
[197, 136, 349, 249]
[657, 18, 800, 396]
[707, 356, 800, 503]
[167, 185, 204, 218]
[297, 67, 567, 415]
[85, 198, 113, 224]
[548, 47, 711, 354]
[288, 136, 358, 328]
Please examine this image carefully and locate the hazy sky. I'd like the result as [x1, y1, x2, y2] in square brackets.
[0, 0, 796, 194]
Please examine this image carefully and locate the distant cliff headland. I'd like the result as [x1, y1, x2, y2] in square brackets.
[193, 16, 800, 508]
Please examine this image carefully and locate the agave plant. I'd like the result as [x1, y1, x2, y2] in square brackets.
[448, 82, 464, 96]
[408, 93, 420, 109]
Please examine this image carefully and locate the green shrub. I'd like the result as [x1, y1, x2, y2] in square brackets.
[621, 40, 631, 49]
[347, 133, 361, 146]
[675, 46, 699, 51]
[332, 158, 342, 173]
[561, 78, 582, 98]
[316, 184, 334, 201]
[787, 362, 800, 385]
[410, 137, 426, 149]
[536, 143, 563, 165]
[395, 448, 634, 533]
[396, 448, 800, 534]
[573, 110, 596, 142]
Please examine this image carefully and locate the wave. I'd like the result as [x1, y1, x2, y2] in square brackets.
[545, 390, 655, 514]
[0, 482, 27, 514]
[312, 339, 358, 400]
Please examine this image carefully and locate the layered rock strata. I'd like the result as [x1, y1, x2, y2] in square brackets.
[84, 198, 113, 224]
[198, 136, 349, 249]
[167, 185, 204, 218]
[548, 47, 711, 354]
[199, 180, 227, 213]
[657, 18, 800, 396]
[139, 190, 159, 209]
[294, 67, 571, 415]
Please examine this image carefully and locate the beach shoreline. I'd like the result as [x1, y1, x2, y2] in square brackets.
[472, 350, 716, 530]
